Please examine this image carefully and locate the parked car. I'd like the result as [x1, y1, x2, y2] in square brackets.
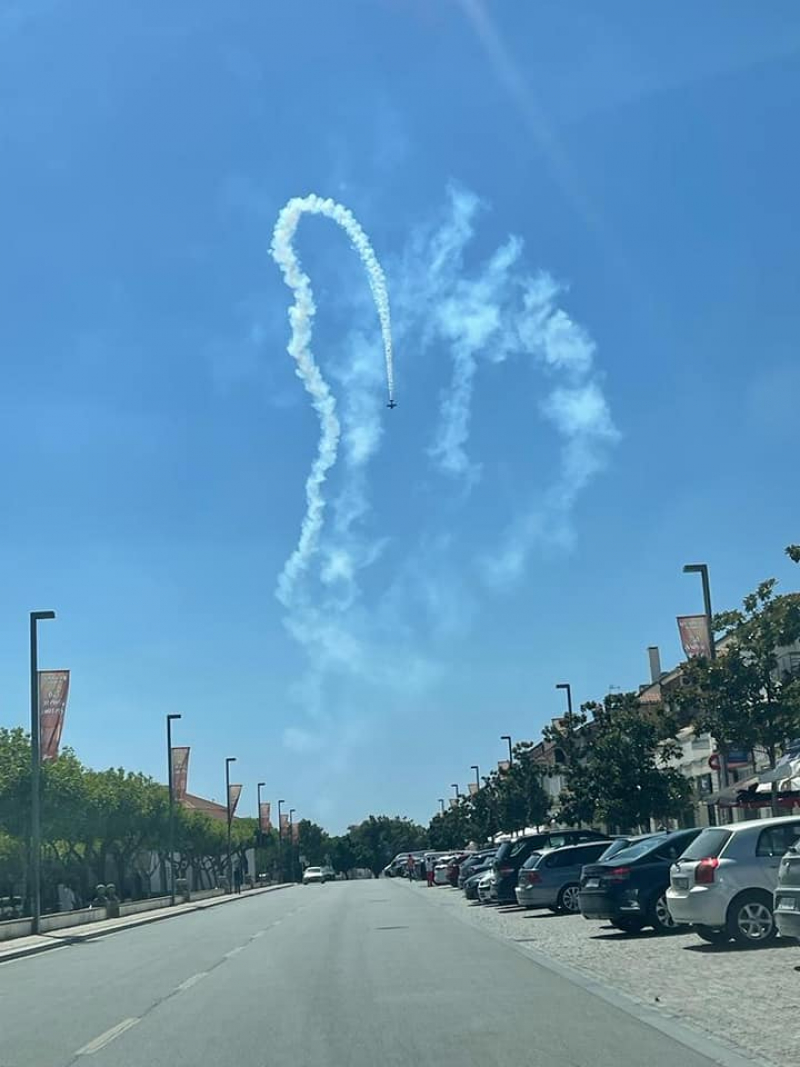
[493, 829, 609, 904]
[302, 866, 325, 885]
[667, 815, 800, 946]
[775, 838, 800, 941]
[458, 850, 496, 889]
[515, 840, 611, 913]
[579, 828, 701, 933]
[477, 869, 497, 904]
[595, 832, 667, 865]
[463, 863, 494, 901]
[320, 865, 335, 883]
[433, 856, 455, 885]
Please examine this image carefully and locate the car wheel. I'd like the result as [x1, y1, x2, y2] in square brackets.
[611, 918, 644, 933]
[726, 892, 776, 947]
[648, 892, 679, 934]
[695, 925, 730, 945]
[557, 883, 581, 914]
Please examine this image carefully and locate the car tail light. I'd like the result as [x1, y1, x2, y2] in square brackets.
[694, 857, 719, 885]
[608, 866, 631, 883]
[522, 871, 541, 886]
[498, 865, 515, 876]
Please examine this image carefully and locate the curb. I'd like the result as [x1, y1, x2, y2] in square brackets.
[0, 883, 295, 965]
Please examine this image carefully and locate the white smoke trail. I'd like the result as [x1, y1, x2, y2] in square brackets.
[270, 194, 395, 605]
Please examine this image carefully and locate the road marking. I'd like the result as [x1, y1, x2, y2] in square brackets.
[176, 971, 208, 991]
[251, 930, 266, 939]
[76, 1017, 139, 1055]
[224, 946, 244, 958]
[272, 919, 282, 926]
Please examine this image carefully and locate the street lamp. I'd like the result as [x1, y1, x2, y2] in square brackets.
[277, 798, 285, 881]
[471, 765, 480, 790]
[438, 798, 445, 813]
[289, 808, 296, 882]
[683, 562, 725, 793]
[451, 783, 459, 800]
[500, 735, 513, 764]
[555, 682, 573, 719]
[166, 714, 182, 905]
[29, 609, 55, 934]
[225, 757, 237, 891]
[258, 781, 267, 845]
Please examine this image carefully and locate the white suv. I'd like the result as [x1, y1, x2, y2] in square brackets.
[667, 815, 800, 946]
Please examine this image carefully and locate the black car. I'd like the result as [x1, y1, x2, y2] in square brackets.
[579, 828, 701, 934]
[493, 829, 608, 904]
[458, 850, 496, 889]
[594, 832, 668, 865]
[463, 862, 494, 900]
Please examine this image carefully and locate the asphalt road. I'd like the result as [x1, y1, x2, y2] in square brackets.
[0, 879, 744, 1067]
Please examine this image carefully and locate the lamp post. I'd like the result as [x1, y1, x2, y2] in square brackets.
[225, 757, 236, 891]
[277, 798, 285, 882]
[451, 783, 459, 800]
[683, 562, 725, 793]
[438, 798, 445, 813]
[166, 714, 182, 905]
[257, 776, 266, 849]
[30, 609, 55, 934]
[471, 765, 480, 791]
[556, 682, 573, 720]
[500, 735, 513, 765]
[289, 808, 296, 882]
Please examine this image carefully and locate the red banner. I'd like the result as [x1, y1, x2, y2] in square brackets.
[280, 812, 289, 832]
[227, 783, 242, 818]
[449, 797, 458, 809]
[259, 801, 271, 832]
[291, 821, 300, 844]
[677, 615, 712, 659]
[498, 759, 511, 774]
[171, 747, 190, 801]
[468, 782, 479, 795]
[38, 670, 70, 761]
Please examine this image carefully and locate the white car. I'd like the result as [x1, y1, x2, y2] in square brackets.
[667, 815, 800, 945]
[433, 856, 454, 885]
[477, 870, 497, 904]
[302, 866, 325, 885]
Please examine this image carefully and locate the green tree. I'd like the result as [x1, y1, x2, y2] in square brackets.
[787, 545, 800, 564]
[347, 815, 427, 875]
[297, 819, 329, 867]
[679, 578, 800, 814]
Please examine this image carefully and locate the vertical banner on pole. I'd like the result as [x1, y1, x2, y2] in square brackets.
[677, 615, 712, 659]
[259, 801, 272, 832]
[291, 820, 300, 844]
[171, 747, 190, 801]
[228, 783, 243, 818]
[38, 670, 70, 761]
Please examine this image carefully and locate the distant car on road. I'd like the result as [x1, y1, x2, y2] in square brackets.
[515, 841, 610, 913]
[668, 815, 800, 945]
[302, 866, 325, 885]
[493, 829, 609, 904]
[458, 850, 496, 889]
[579, 828, 701, 934]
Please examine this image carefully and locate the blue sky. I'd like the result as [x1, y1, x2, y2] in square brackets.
[1, 1, 799, 831]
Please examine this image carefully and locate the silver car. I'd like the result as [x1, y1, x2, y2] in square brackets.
[515, 841, 610, 913]
[774, 841, 800, 940]
[667, 815, 800, 945]
[477, 869, 497, 904]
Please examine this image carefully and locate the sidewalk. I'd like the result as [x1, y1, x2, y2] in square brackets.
[0, 883, 294, 965]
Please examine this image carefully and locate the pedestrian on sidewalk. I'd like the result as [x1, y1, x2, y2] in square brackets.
[425, 854, 436, 887]
[233, 865, 243, 894]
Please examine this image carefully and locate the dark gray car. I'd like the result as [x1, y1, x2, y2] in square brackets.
[515, 841, 610, 913]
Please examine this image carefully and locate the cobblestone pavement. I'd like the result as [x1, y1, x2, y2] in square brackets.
[418, 884, 800, 1067]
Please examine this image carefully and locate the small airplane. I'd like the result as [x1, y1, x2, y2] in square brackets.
[386, 399, 397, 409]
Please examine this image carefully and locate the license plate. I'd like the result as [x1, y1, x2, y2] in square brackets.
[673, 877, 689, 890]
[776, 895, 797, 911]
[585, 878, 600, 889]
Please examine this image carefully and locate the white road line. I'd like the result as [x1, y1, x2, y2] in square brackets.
[272, 919, 282, 926]
[76, 1017, 139, 1055]
[251, 930, 266, 939]
[224, 945, 245, 958]
[176, 971, 208, 991]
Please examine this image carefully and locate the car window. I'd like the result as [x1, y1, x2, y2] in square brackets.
[522, 851, 545, 869]
[580, 842, 610, 863]
[756, 822, 800, 857]
[545, 848, 574, 868]
[547, 834, 568, 849]
[509, 837, 543, 859]
[679, 828, 732, 861]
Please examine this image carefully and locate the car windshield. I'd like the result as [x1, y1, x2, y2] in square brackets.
[678, 829, 733, 861]
[604, 839, 666, 864]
